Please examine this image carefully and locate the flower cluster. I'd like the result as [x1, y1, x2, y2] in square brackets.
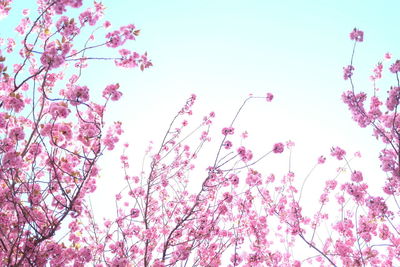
[40, 41, 72, 69]
[102, 83, 122, 101]
[273, 142, 284, 153]
[237, 146, 253, 162]
[343, 65, 354, 80]
[389, 60, 400, 73]
[349, 28, 364, 42]
[221, 126, 234, 135]
[0, 0, 151, 265]
[330, 146, 346, 160]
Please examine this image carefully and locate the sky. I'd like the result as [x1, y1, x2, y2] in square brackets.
[2, 0, 400, 263]
[93, 0, 400, 191]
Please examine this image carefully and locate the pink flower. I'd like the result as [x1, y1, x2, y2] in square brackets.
[28, 143, 42, 156]
[266, 174, 275, 183]
[342, 182, 368, 203]
[237, 146, 253, 162]
[349, 28, 364, 42]
[273, 142, 284, 153]
[2, 93, 25, 112]
[317, 155, 326, 164]
[103, 20, 111, 28]
[40, 41, 71, 69]
[49, 102, 70, 119]
[56, 16, 80, 38]
[130, 208, 140, 218]
[0, 113, 6, 129]
[325, 180, 337, 190]
[106, 30, 123, 48]
[266, 92, 274, 102]
[286, 140, 295, 148]
[351, 170, 363, 183]
[9, 127, 25, 141]
[246, 169, 262, 186]
[218, 204, 228, 214]
[379, 224, 390, 240]
[6, 38, 15, 53]
[223, 192, 233, 203]
[102, 83, 122, 101]
[385, 86, 400, 111]
[79, 9, 100, 26]
[66, 85, 90, 105]
[15, 17, 30, 35]
[230, 174, 239, 186]
[330, 146, 346, 160]
[342, 90, 369, 127]
[223, 140, 232, 149]
[2, 151, 23, 168]
[370, 62, 383, 81]
[115, 49, 152, 70]
[366, 196, 388, 218]
[389, 60, 400, 73]
[221, 127, 234, 136]
[343, 65, 355, 80]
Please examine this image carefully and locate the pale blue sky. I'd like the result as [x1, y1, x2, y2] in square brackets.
[98, 0, 399, 167]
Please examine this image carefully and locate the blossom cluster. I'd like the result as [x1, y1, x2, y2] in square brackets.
[0, 1, 150, 265]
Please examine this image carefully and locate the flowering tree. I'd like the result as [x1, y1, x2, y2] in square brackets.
[0, 0, 151, 265]
[2, 0, 400, 266]
[81, 30, 400, 266]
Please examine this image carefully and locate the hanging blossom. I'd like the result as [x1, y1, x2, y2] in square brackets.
[330, 146, 346, 160]
[389, 60, 400, 73]
[221, 126, 234, 136]
[266, 92, 274, 102]
[272, 142, 284, 153]
[370, 62, 383, 81]
[349, 28, 364, 42]
[0, 0, 12, 18]
[343, 65, 354, 80]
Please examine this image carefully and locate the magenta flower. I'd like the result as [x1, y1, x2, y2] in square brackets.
[343, 65, 354, 80]
[351, 170, 363, 183]
[266, 92, 274, 102]
[273, 142, 284, 153]
[130, 208, 140, 218]
[389, 60, 400, 73]
[317, 155, 326, 164]
[349, 28, 364, 42]
[330, 146, 346, 160]
[221, 126, 234, 136]
[223, 140, 232, 149]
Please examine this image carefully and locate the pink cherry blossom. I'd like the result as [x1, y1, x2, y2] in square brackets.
[350, 170, 363, 183]
[273, 142, 284, 153]
[330, 146, 346, 160]
[266, 92, 274, 102]
[343, 65, 355, 80]
[389, 60, 400, 73]
[317, 155, 326, 164]
[221, 126, 235, 135]
[349, 28, 364, 42]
